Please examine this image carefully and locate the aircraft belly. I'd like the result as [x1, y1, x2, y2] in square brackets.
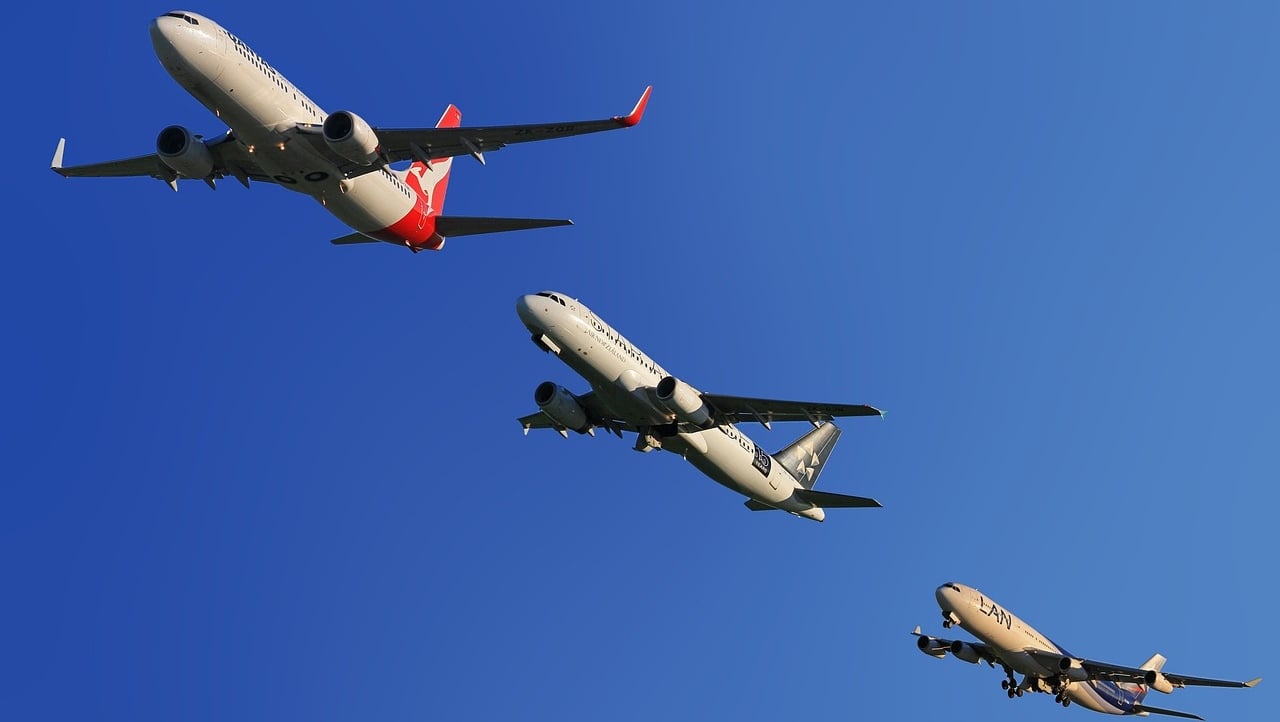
[1068, 683, 1123, 715]
[322, 179, 415, 231]
[683, 427, 795, 505]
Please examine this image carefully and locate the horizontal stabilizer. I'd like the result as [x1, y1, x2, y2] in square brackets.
[434, 216, 572, 238]
[1132, 703, 1204, 720]
[793, 488, 881, 509]
[329, 232, 380, 245]
[743, 499, 778, 511]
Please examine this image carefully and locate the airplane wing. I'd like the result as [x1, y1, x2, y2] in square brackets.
[1023, 650, 1261, 689]
[518, 390, 635, 438]
[701, 393, 882, 428]
[911, 627, 1002, 666]
[370, 86, 650, 166]
[51, 134, 273, 189]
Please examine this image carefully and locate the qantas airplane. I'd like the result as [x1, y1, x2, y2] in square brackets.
[914, 582, 1260, 719]
[515, 291, 883, 521]
[50, 11, 650, 252]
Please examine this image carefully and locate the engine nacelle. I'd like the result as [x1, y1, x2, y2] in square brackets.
[1144, 670, 1175, 694]
[322, 110, 380, 165]
[155, 125, 213, 178]
[534, 381, 591, 433]
[916, 635, 949, 659]
[949, 640, 981, 664]
[654, 376, 714, 428]
[1057, 656, 1091, 682]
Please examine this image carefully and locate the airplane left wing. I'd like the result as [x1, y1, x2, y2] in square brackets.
[369, 86, 650, 167]
[1024, 650, 1261, 690]
[701, 393, 882, 429]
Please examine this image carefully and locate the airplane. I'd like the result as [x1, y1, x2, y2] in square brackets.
[50, 10, 650, 252]
[515, 291, 883, 521]
[913, 582, 1260, 719]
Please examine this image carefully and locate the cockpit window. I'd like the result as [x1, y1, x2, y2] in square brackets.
[534, 291, 566, 306]
[947, 584, 961, 592]
[164, 12, 200, 24]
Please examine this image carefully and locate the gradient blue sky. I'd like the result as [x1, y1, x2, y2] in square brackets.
[4, 2, 1275, 720]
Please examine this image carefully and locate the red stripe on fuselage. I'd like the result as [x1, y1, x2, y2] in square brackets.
[363, 208, 444, 250]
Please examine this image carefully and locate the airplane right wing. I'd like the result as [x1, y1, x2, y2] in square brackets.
[911, 627, 1002, 666]
[51, 133, 274, 190]
[518, 390, 634, 438]
[701, 393, 882, 428]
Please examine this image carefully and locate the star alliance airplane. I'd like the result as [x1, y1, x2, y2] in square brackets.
[51, 11, 649, 252]
[914, 582, 1260, 719]
[516, 292, 883, 521]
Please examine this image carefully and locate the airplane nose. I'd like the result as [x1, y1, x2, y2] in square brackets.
[149, 16, 179, 53]
[515, 295, 542, 328]
[935, 583, 961, 610]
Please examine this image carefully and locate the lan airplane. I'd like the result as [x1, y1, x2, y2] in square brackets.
[914, 582, 1260, 719]
[50, 10, 649, 252]
[516, 291, 883, 521]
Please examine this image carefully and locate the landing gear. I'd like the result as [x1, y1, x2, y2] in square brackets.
[1000, 666, 1021, 698]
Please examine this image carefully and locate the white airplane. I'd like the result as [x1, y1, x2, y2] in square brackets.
[913, 582, 1260, 719]
[515, 291, 883, 521]
[50, 10, 650, 252]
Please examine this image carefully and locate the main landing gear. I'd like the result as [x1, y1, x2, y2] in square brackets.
[1054, 692, 1072, 707]
[1000, 666, 1023, 698]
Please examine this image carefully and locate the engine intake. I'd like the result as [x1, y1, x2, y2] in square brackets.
[1144, 670, 1175, 694]
[949, 640, 981, 664]
[322, 110, 380, 166]
[655, 376, 714, 429]
[155, 125, 213, 178]
[1058, 657, 1091, 682]
[916, 635, 949, 659]
[534, 381, 591, 433]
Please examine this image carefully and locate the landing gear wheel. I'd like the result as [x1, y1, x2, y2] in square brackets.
[1062, 698, 1070, 707]
[1015, 689, 1023, 698]
[1001, 680, 1010, 690]
[1007, 689, 1016, 699]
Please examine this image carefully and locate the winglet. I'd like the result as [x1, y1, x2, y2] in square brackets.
[912, 626, 923, 636]
[51, 138, 67, 175]
[613, 86, 652, 127]
[1244, 677, 1262, 688]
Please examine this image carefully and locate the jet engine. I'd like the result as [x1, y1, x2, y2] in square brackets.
[1057, 657, 1091, 682]
[156, 125, 213, 178]
[654, 376, 715, 429]
[1144, 669, 1175, 694]
[916, 635, 950, 659]
[949, 640, 982, 664]
[534, 381, 591, 434]
[322, 110, 380, 165]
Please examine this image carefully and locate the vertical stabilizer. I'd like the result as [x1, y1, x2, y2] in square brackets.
[773, 421, 842, 489]
[1142, 654, 1168, 672]
[403, 105, 461, 217]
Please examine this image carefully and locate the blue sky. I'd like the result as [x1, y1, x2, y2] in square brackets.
[3, 1, 1275, 720]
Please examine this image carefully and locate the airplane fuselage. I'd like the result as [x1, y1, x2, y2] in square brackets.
[936, 583, 1148, 715]
[150, 11, 441, 247]
[517, 292, 827, 521]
